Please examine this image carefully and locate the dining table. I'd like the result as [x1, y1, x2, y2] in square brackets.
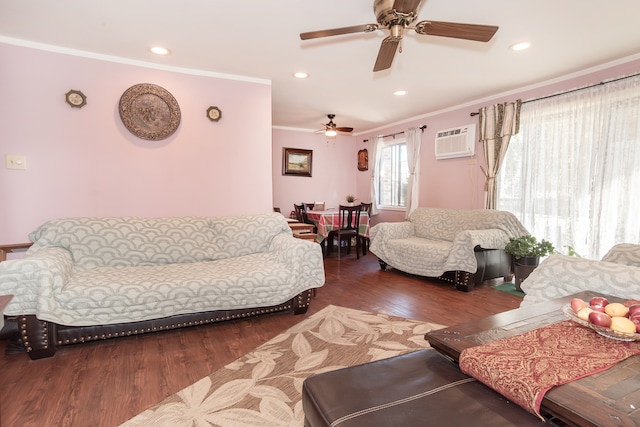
[305, 209, 370, 244]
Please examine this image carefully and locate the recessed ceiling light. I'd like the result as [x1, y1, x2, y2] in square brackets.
[293, 72, 309, 79]
[150, 46, 171, 55]
[510, 42, 531, 51]
[393, 90, 408, 96]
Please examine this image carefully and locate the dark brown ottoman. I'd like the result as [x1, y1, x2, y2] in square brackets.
[302, 349, 549, 427]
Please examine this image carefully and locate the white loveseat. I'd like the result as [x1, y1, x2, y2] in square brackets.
[520, 243, 640, 306]
[0, 213, 325, 359]
[369, 208, 529, 291]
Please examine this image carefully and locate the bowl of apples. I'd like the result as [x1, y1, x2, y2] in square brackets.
[563, 297, 640, 341]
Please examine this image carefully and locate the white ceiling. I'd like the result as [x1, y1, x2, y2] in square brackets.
[2, 0, 640, 134]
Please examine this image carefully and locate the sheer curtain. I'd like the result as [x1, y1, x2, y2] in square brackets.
[497, 74, 640, 259]
[479, 100, 521, 209]
[369, 136, 383, 215]
[404, 127, 422, 218]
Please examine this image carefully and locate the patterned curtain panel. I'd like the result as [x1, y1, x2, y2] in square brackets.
[478, 100, 522, 209]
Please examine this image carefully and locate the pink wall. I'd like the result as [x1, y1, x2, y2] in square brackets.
[0, 42, 274, 243]
[355, 57, 640, 224]
[4, 41, 638, 245]
[272, 129, 357, 217]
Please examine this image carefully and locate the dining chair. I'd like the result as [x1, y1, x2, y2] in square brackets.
[359, 202, 372, 256]
[293, 204, 307, 222]
[301, 203, 319, 232]
[327, 204, 362, 260]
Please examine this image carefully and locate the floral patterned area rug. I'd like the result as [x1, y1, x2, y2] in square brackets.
[120, 305, 444, 427]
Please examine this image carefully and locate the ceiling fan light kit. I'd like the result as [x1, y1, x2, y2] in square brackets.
[300, 0, 498, 72]
[318, 114, 354, 138]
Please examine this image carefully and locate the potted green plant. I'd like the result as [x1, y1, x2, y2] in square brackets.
[345, 195, 357, 206]
[504, 235, 556, 291]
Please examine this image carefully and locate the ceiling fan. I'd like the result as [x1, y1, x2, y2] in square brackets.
[319, 114, 354, 138]
[300, 0, 498, 72]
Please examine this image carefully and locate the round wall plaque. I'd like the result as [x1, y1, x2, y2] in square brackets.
[118, 83, 181, 140]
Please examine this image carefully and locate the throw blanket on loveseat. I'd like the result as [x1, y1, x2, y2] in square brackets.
[0, 213, 325, 327]
[370, 207, 529, 279]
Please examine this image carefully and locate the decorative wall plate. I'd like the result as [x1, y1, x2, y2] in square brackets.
[118, 83, 181, 140]
[206, 106, 222, 122]
[358, 149, 368, 171]
[65, 89, 87, 108]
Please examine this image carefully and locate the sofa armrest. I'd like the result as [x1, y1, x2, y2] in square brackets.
[370, 222, 415, 242]
[520, 254, 640, 307]
[441, 229, 510, 274]
[0, 247, 74, 315]
[451, 229, 510, 250]
[268, 234, 325, 288]
[368, 222, 415, 262]
[601, 243, 640, 267]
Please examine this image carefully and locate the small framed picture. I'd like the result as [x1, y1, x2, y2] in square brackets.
[283, 148, 312, 177]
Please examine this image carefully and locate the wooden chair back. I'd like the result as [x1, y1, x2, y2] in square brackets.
[293, 204, 307, 222]
[359, 202, 372, 217]
[338, 204, 362, 232]
[333, 204, 363, 260]
[358, 202, 372, 256]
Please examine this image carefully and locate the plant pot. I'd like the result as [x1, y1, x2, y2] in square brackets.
[513, 256, 539, 292]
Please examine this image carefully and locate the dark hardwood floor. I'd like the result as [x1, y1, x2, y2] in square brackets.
[0, 254, 522, 427]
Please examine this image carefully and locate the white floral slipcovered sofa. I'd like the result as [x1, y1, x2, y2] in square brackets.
[0, 213, 325, 359]
[369, 208, 529, 291]
[520, 243, 640, 306]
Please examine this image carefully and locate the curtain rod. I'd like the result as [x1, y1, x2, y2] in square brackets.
[469, 72, 640, 117]
[362, 125, 426, 143]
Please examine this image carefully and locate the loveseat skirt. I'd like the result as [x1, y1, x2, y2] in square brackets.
[378, 248, 511, 292]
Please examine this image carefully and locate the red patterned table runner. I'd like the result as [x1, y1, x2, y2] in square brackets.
[459, 320, 640, 419]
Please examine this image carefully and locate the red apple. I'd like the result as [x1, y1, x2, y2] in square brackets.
[570, 298, 588, 313]
[631, 317, 640, 333]
[628, 304, 640, 317]
[590, 305, 606, 313]
[589, 311, 612, 328]
[589, 297, 609, 308]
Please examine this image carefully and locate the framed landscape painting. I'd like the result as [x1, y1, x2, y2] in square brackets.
[283, 148, 312, 177]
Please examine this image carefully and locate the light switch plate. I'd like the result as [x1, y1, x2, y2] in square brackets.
[6, 154, 27, 170]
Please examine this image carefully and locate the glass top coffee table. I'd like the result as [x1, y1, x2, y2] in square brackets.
[426, 290, 640, 427]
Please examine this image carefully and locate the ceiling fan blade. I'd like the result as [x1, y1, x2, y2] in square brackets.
[373, 37, 400, 72]
[414, 20, 498, 42]
[336, 127, 354, 133]
[300, 24, 379, 40]
[392, 0, 422, 14]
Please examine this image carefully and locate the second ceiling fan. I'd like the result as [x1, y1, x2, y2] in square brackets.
[300, 0, 499, 72]
[320, 114, 353, 138]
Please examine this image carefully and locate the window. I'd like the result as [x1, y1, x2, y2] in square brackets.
[376, 139, 408, 208]
[497, 74, 640, 259]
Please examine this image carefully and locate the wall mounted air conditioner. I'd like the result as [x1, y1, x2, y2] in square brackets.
[434, 123, 476, 159]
